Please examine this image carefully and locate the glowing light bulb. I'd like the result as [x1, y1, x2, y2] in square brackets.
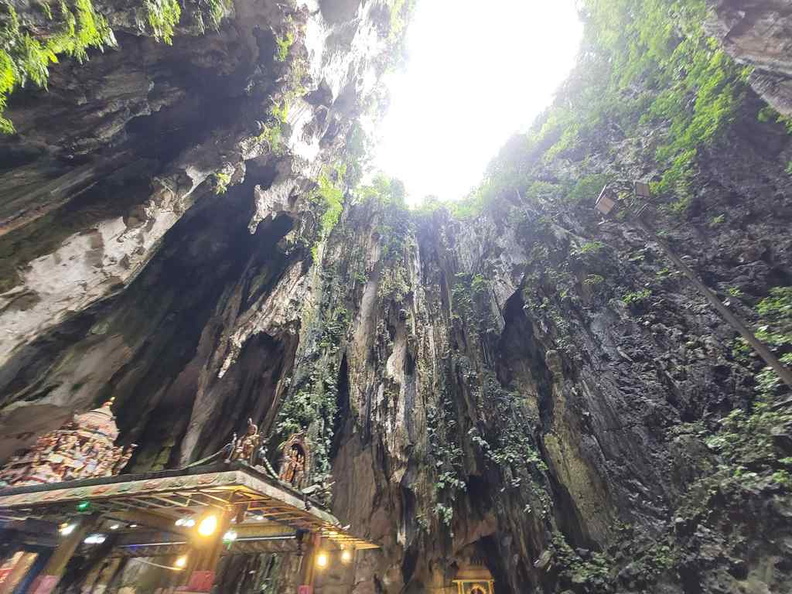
[59, 523, 77, 536]
[109, 524, 120, 530]
[197, 514, 218, 537]
[174, 555, 188, 569]
[341, 549, 352, 564]
[316, 551, 329, 568]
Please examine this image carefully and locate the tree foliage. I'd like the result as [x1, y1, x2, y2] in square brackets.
[454, 0, 751, 217]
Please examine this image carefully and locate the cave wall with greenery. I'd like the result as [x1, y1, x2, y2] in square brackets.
[0, 0, 791, 593]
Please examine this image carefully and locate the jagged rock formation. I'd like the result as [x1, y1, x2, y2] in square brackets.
[708, 0, 792, 116]
[1, 1, 792, 593]
[0, 0, 393, 459]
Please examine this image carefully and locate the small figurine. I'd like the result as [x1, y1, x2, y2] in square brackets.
[225, 419, 262, 465]
[278, 433, 311, 489]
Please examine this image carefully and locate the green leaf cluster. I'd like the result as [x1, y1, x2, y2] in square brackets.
[212, 171, 231, 194]
[145, 0, 181, 44]
[621, 288, 651, 305]
[0, 0, 114, 133]
[310, 164, 346, 257]
[274, 30, 294, 62]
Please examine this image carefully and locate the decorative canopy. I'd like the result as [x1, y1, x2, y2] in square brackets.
[453, 562, 495, 594]
[0, 399, 134, 487]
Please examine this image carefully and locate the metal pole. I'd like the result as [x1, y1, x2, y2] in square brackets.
[633, 215, 792, 389]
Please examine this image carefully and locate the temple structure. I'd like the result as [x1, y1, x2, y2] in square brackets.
[452, 563, 495, 594]
[0, 407, 377, 594]
[0, 399, 134, 487]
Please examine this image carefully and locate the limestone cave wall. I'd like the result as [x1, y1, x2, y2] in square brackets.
[0, 0, 791, 593]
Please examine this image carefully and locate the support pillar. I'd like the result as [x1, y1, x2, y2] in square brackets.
[298, 534, 320, 594]
[178, 511, 233, 594]
[28, 518, 96, 594]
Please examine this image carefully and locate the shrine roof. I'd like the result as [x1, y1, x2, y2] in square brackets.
[0, 463, 377, 551]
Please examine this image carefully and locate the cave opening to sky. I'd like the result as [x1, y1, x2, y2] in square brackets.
[374, 0, 584, 203]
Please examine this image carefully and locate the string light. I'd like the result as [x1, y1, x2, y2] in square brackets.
[109, 524, 120, 530]
[174, 555, 188, 569]
[197, 514, 218, 537]
[84, 534, 107, 545]
[222, 530, 238, 543]
[59, 523, 77, 536]
[316, 551, 329, 568]
[341, 549, 353, 564]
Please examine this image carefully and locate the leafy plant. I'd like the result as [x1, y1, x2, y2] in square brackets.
[584, 274, 604, 288]
[309, 165, 346, 259]
[274, 30, 294, 62]
[0, 0, 114, 132]
[213, 171, 231, 195]
[622, 288, 652, 305]
[145, 0, 181, 44]
[575, 241, 605, 256]
[255, 100, 289, 153]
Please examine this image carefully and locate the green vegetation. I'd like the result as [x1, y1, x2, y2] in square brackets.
[145, 0, 181, 44]
[357, 176, 412, 302]
[580, 0, 749, 196]
[700, 285, 792, 496]
[726, 286, 742, 298]
[195, 0, 228, 32]
[381, 0, 416, 70]
[255, 100, 289, 154]
[0, 0, 232, 132]
[583, 274, 604, 288]
[212, 171, 231, 194]
[574, 240, 605, 256]
[758, 105, 792, 133]
[427, 382, 466, 529]
[274, 281, 352, 481]
[0, 0, 114, 132]
[551, 532, 611, 591]
[451, 272, 499, 336]
[705, 398, 792, 490]
[448, 0, 752, 219]
[622, 288, 651, 305]
[274, 30, 294, 62]
[708, 213, 725, 227]
[309, 165, 346, 260]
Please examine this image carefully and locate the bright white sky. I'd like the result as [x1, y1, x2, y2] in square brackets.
[374, 0, 583, 203]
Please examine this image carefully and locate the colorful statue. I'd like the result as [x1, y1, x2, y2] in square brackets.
[225, 419, 262, 465]
[278, 433, 311, 489]
[0, 398, 133, 487]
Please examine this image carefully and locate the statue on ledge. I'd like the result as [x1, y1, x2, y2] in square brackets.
[278, 433, 311, 490]
[0, 398, 136, 487]
[225, 419, 263, 465]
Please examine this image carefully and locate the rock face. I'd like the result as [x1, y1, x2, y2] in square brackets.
[0, 0, 391, 459]
[1, 1, 792, 594]
[708, 0, 792, 116]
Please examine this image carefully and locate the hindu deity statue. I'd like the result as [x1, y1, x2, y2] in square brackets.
[278, 433, 310, 489]
[0, 399, 136, 487]
[225, 419, 262, 465]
